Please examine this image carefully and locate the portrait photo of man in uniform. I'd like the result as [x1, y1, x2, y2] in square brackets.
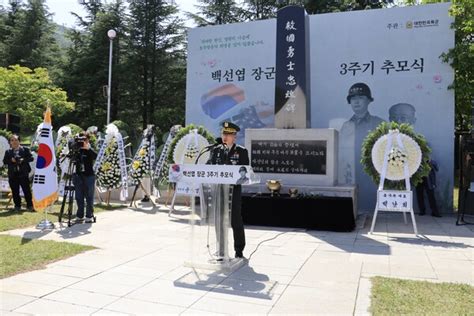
[341, 82, 384, 138]
[236, 166, 249, 185]
[339, 82, 385, 211]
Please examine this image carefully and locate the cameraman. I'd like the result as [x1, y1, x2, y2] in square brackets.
[3, 135, 34, 211]
[72, 132, 97, 223]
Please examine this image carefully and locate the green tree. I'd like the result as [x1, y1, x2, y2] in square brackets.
[304, 0, 391, 14]
[63, 0, 126, 127]
[0, 0, 21, 64]
[242, 0, 283, 20]
[125, 0, 186, 132]
[0, 0, 63, 79]
[0, 65, 74, 133]
[188, 0, 244, 26]
[441, 0, 473, 130]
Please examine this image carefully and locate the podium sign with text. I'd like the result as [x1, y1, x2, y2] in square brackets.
[168, 164, 258, 185]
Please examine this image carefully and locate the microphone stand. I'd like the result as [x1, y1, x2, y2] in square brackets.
[195, 142, 222, 164]
[195, 147, 211, 165]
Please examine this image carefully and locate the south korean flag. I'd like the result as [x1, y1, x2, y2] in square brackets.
[32, 108, 58, 211]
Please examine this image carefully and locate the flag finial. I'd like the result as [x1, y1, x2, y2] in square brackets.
[44, 107, 51, 124]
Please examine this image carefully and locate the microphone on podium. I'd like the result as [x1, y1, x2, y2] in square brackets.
[204, 137, 223, 149]
[195, 138, 223, 164]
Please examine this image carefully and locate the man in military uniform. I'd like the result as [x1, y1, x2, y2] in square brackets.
[340, 82, 385, 211]
[207, 121, 249, 258]
[236, 166, 249, 185]
[341, 82, 384, 140]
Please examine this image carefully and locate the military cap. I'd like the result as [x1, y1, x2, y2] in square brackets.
[239, 166, 247, 172]
[221, 121, 240, 134]
[347, 82, 374, 104]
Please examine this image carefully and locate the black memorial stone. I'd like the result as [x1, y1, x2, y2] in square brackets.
[250, 139, 326, 174]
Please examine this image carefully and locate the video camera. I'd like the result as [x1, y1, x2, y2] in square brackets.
[65, 134, 87, 162]
[62, 134, 88, 174]
[67, 134, 86, 151]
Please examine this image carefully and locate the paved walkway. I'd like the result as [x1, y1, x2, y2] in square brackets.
[1, 204, 473, 315]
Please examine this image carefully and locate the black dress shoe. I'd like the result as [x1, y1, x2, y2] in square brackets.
[235, 251, 243, 258]
[432, 213, 442, 218]
[419, 211, 425, 216]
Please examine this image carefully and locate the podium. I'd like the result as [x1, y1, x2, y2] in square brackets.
[169, 164, 259, 272]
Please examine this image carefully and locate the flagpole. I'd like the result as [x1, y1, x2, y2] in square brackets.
[33, 107, 59, 230]
[36, 205, 55, 230]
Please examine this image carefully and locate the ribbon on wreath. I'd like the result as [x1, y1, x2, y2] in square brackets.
[379, 129, 411, 191]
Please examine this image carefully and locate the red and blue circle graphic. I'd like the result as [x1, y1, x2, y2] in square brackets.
[36, 144, 53, 169]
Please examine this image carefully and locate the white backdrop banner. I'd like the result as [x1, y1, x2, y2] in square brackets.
[186, 3, 454, 212]
[186, 20, 277, 144]
[309, 3, 454, 211]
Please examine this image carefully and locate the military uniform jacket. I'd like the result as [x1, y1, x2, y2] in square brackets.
[207, 143, 249, 221]
[207, 144, 249, 166]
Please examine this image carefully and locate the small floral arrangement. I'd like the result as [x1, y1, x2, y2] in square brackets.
[387, 146, 408, 168]
[184, 144, 199, 159]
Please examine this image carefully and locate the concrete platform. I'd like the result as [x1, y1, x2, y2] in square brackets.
[1, 203, 473, 315]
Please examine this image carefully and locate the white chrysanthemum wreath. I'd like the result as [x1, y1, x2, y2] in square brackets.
[361, 122, 431, 189]
[371, 130, 422, 181]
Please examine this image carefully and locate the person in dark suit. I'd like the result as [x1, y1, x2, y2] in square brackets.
[388, 104, 441, 217]
[415, 160, 441, 217]
[3, 134, 34, 211]
[207, 121, 249, 258]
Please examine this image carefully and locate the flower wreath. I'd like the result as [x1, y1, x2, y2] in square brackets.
[129, 127, 155, 185]
[361, 121, 431, 190]
[166, 124, 215, 164]
[96, 138, 122, 189]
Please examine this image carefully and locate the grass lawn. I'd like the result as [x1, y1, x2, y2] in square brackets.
[0, 200, 124, 278]
[0, 200, 125, 232]
[370, 276, 474, 315]
[0, 234, 95, 278]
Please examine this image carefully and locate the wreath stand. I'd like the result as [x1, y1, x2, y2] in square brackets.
[370, 130, 418, 236]
[149, 126, 180, 209]
[106, 190, 111, 206]
[129, 180, 155, 208]
[127, 126, 156, 208]
[95, 186, 104, 203]
[168, 129, 208, 216]
[94, 125, 129, 208]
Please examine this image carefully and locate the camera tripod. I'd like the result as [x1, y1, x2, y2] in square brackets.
[58, 158, 97, 227]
